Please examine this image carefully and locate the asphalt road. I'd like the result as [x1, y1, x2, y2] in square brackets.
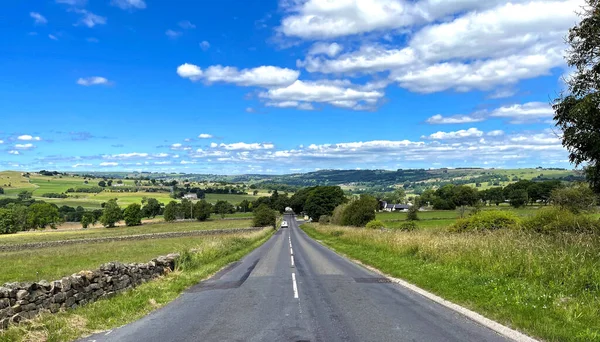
[82, 214, 510, 342]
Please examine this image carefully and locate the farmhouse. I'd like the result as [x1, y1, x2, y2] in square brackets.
[183, 193, 198, 200]
[380, 201, 411, 212]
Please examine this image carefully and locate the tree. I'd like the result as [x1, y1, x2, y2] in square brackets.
[163, 201, 178, 222]
[253, 190, 259, 196]
[0, 187, 4, 195]
[452, 185, 479, 218]
[508, 189, 528, 208]
[550, 183, 597, 213]
[487, 187, 505, 206]
[381, 188, 406, 204]
[98, 180, 106, 187]
[193, 200, 212, 221]
[214, 200, 235, 218]
[100, 199, 122, 228]
[123, 203, 142, 226]
[26, 202, 62, 230]
[553, 1, 600, 193]
[340, 195, 378, 227]
[238, 199, 251, 213]
[80, 212, 97, 229]
[107, 180, 113, 187]
[253, 204, 277, 228]
[0, 209, 17, 234]
[17, 191, 32, 201]
[304, 186, 347, 221]
[142, 198, 161, 218]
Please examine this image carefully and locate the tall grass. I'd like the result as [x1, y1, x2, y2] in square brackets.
[303, 223, 600, 341]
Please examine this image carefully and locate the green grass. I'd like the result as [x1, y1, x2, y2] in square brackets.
[0, 219, 253, 246]
[204, 193, 259, 204]
[0, 228, 273, 342]
[302, 223, 600, 342]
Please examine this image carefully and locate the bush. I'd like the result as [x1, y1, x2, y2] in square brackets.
[319, 215, 331, 224]
[407, 205, 419, 221]
[253, 204, 277, 228]
[163, 201, 178, 222]
[522, 207, 600, 234]
[366, 219, 385, 229]
[449, 210, 521, 232]
[330, 203, 349, 225]
[550, 184, 597, 214]
[394, 222, 417, 231]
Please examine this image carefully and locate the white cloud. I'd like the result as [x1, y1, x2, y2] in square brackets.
[77, 76, 111, 86]
[180, 160, 196, 164]
[265, 101, 314, 110]
[166, 30, 182, 39]
[217, 142, 275, 151]
[308, 42, 343, 57]
[99, 162, 118, 166]
[426, 128, 484, 140]
[178, 20, 196, 29]
[245, 107, 256, 113]
[8, 150, 20, 155]
[30, 12, 47, 25]
[48, 34, 59, 41]
[210, 143, 218, 148]
[0, 140, 3, 144]
[170, 143, 191, 151]
[72, 163, 92, 168]
[15, 143, 34, 149]
[74, 9, 106, 28]
[200, 41, 210, 50]
[104, 152, 148, 159]
[17, 135, 41, 141]
[177, 64, 300, 88]
[487, 130, 505, 137]
[490, 102, 554, 123]
[111, 0, 146, 10]
[56, 0, 86, 5]
[198, 134, 213, 139]
[154, 161, 171, 165]
[426, 114, 484, 124]
[259, 80, 383, 110]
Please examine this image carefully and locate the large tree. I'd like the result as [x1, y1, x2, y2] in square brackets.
[553, 1, 600, 193]
[100, 199, 122, 228]
[123, 203, 142, 226]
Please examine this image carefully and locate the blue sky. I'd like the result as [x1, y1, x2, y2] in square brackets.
[0, 0, 581, 174]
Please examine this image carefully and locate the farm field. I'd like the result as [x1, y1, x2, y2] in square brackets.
[302, 223, 600, 342]
[0, 227, 270, 286]
[0, 219, 254, 246]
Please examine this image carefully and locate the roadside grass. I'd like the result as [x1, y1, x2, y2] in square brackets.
[0, 219, 253, 246]
[302, 223, 600, 342]
[0, 229, 273, 342]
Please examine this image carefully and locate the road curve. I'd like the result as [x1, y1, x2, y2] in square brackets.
[81, 214, 510, 342]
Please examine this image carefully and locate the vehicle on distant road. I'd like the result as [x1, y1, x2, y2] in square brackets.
[281, 221, 288, 228]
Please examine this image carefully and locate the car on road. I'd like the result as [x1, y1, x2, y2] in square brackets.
[281, 221, 288, 228]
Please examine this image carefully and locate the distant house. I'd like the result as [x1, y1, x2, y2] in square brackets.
[380, 201, 411, 212]
[183, 193, 198, 200]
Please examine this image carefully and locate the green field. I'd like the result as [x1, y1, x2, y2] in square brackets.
[303, 223, 600, 342]
[0, 219, 254, 246]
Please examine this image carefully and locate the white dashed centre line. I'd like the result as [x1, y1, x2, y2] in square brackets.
[291, 272, 299, 299]
[291, 255, 295, 267]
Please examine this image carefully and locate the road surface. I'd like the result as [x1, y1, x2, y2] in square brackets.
[82, 214, 510, 342]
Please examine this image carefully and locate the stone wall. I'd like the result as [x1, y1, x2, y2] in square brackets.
[0, 253, 179, 330]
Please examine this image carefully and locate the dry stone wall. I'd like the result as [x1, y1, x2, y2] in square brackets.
[0, 253, 179, 330]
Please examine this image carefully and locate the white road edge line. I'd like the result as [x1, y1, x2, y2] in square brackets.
[311, 239, 539, 342]
[290, 247, 293, 255]
[291, 272, 299, 299]
[291, 255, 295, 267]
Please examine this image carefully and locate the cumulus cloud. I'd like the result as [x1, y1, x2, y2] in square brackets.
[426, 128, 484, 140]
[15, 143, 35, 149]
[77, 76, 111, 86]
[178, 20, 196, 29]
[48, 34, 59, 41]
[490, 102, 554, 123]
[200, 41, 210, 50]
[30, 12, 47, 25]
[72, 163, 92, 168]
[111, 0, 146, 10]
[166, 30, 182, 39]
[177, 64, 300, 88]
[73, 9, 106, 28]
[99, 162, 118, 166]
[198, 134, 213, 139]
[308, 42, 343, 57]
[217, 142, 275, 150]
[426, 114, 484, 124]
[103, 152, 148, 159]
[8, 150, 20, 155]
[17, 135, 41, 141]
[259, 80, 383, 111]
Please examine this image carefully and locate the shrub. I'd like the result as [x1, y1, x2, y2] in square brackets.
[550, 184, 597, 214]
[522, 207, 600, 234]
[163, 201, 178, 222]
[394, 222, 417, 231]
[449, 210, 521, 232]
[407, 205, 419, 221]
[253, 204, 277, 228]
[80, 212, 96, 229]
[366, 219, 385, 229]
[330, 203, 349, 225]
[319, 215, 331, 224]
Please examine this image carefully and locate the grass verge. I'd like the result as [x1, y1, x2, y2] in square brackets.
[302, 223, 600, 342]
[0, 228, 273, 342]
